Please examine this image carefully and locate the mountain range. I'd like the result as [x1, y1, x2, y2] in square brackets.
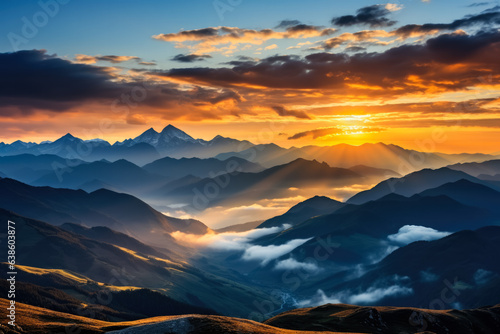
[198, 169, 500, 308]
[322, 226, 500, 309]
[3, 126, 500, 333]
[0, 177, 209, 248]
[0, 125, 253, 165]
[0, 208, 271, 318]
[215, 142, 497, 171]
[2, 124, 498, 170]
[149, 158, 401, 211]
[347, 166, 500, 204]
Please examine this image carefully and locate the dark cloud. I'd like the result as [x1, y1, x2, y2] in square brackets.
[375, 118, 500, 128]
[276, 20, 302, 29]
[288, 126, 385, 140]
[223, 56, 259, 66]
[155, 30, 500, 97]
[345, 46, 367, 52]
[236, 55, 258, 61]
[271, 105, 311, 119]
[316, 37, 347, 50]
[153, 25, 336, 52]
[126, 114, 147, 125]
[482, 5, 500, 12]
[155, 26, 275, 43]
[95, 55, 140, 63]
[277, 98, 499, 120]
[223, 55, 259, 66]
[468, 2, 492, 7]
[171, 54, 212, 63]
[161, 27, 219, 39]
[0, 50, 122, 105]
[288, 127, 343, 139]
[378, 99, 499, 114]
[74, 54, 141, 64]
[138, 61, 157, 66]
[331, 4, 397, 28]
[0, 50, 240, 115]
[180, 87, 242, 105]
[394, 9, 500, 37]
[161, 54, 312, 89]
[285, 24, 336, 36]
[314, 30, 391, 51]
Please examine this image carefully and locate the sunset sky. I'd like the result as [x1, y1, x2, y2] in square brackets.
[1, 0, 500, 153]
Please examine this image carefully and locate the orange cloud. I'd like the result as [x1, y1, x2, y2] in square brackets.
[153, 25, 337, 54]
[74, 54, 141, 64]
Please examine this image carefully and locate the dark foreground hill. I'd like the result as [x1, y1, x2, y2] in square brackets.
[265, 303, 500, 334]
[0, 177, 209, 247]
[2, 298, 499, 334]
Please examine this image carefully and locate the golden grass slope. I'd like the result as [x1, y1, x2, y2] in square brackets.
[0, 299, 358, 334]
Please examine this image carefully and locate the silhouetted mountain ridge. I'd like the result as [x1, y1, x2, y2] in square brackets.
[347, 167, 498, 204]
[258, 195, 345, 229]
[0, 177, 208, 246]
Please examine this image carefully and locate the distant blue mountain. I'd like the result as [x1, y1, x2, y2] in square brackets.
[347, 167, 499, 204]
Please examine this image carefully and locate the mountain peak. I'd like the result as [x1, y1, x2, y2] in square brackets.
[159, 124, 194, 140]
[130, 124, 195, 147]
[143, 127, 159, 135]
[62, 133, 75, 139]
[54, 133, 80, 143]
[161, 124, 177, 131]
[289, 158, 323, 166]
[132, 127, 160, 143]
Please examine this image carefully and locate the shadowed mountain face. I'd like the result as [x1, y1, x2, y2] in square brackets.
[143, 156, 264, 178]
[231, 176, 500, 295]
[0, 209, 271, 318]
[257, 196, 345, 229]
[216, 142, 495, 170]
[0, 154, 87, 183]
[242, 189, 500, 289]
[31, 158, 163, 193]
[0, 177, 209, 246]
[448, 159, 500, 177]
[0, 209, 185, 286]
[0, 266, 217, 322]
[215, 220, 265, 233]
[183, 176, 500, 311]
[419, 179, 500, 214]
[18, 156, 399, 227]
[303, 227, 500, 312]
[265, 303, 500, 334]
[14, 153, 264, 197]
[265, 193, 497, 244]
[347, 167, 499, 205]
[60, 223, 167, 258]
[152, 158, 396, 211]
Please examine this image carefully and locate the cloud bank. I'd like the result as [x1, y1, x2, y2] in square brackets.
[242, 238, 313, 265]
[172, 224, 311, 265]
[388, 225, 451, 244]
[274, 257, 321, 273]
[298, 275, 413, 307]
[171, 224, 291, 250]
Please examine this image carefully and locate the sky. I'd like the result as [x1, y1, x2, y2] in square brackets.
[1, 0, 500, 153]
